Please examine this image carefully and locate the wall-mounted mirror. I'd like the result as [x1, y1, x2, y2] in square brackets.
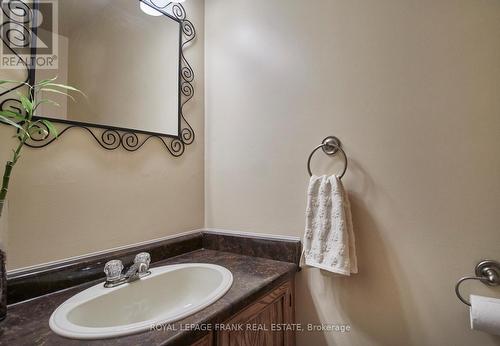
[38, 0, 181, 136]
[0, 0, 195, 156]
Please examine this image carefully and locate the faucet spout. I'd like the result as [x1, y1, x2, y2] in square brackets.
[124, 262, 148, 282]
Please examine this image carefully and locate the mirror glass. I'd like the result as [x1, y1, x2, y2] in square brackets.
[36, 0, 181, 136]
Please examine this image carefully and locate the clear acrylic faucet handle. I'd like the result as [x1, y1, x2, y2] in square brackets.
[134, 252, 151, 267]
[104, 259, 123, 282]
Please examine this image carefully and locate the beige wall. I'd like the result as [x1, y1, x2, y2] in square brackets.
[205, 1, 500, 345]
[0, 0, 205, 269]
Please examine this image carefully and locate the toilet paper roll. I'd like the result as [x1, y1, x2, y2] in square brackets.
[470, 295, 500, 336]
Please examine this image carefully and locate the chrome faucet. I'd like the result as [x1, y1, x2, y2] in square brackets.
[103, 252, 151, 288]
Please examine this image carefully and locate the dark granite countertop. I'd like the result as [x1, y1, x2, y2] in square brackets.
[0, 249, 297, 346]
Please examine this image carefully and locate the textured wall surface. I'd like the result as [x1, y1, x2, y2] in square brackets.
[205, 1, 500, 345]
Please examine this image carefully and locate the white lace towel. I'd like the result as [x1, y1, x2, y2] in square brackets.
[300, 175, 358, 275]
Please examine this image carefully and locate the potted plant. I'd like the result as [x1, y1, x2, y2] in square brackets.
[0, 77, 83, 320]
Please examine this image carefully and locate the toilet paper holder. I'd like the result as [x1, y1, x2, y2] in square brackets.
[455, 260, 500, 306]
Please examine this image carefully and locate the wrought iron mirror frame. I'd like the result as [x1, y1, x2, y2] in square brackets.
[0, 0, 196, 157]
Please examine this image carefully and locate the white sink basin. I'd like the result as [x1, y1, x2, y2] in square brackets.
[49, 263, 233, 339]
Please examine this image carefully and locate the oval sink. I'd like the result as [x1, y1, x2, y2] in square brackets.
[49, 263, 233, 339]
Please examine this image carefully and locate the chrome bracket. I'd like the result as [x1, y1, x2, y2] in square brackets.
[455, 259, 500, 306]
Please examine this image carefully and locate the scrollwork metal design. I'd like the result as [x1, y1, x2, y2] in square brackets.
[172, 1, 196, 146]
[0, 1, 196, 158]
[0, 0, 32, 104]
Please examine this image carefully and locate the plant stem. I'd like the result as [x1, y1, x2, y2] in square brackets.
[0, 162, 12, 218]
[0, 133, 27, 218]
[0, 84, 34, 218]
[11, 132, 27, 165]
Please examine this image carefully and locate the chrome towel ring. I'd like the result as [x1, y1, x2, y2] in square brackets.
[307, 136, 348, 178]
[455, 260, 500, 306]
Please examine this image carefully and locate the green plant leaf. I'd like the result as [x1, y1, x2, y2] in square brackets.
[0, 79, 29, 86]
[0, 110, 25, 121]
[39, 88, 75, 101]
[0, 79, 20, 84]
[18, 94, 33, 115]
[41, 119, 58, 138]
[28, 121, 48, 137]
[35, 99, 61, 109]
[44, 83, 86, 96]
[34, 76, 58, 87]
[0, 115, 27, 133]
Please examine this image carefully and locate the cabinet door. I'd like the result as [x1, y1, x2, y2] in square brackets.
[217, 280, 295, 346]
[191, 332, 213, 346]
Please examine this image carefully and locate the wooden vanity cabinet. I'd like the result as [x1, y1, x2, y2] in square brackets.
[217, 279, 295, 346]
[192, 333, 213, 346]
[190, 278, 295, 346]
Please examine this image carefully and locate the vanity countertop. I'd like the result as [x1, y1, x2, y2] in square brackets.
[0, 249, 297, 346]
